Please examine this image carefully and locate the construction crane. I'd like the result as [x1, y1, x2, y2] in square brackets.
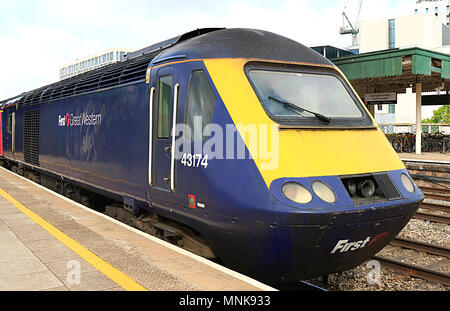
[339, 0, 363, 46]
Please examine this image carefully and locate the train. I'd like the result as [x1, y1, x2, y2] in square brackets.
[0, 28, 424, 284]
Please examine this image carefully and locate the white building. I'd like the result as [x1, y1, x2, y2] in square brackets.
[414, 0, 450, 26]
[358, 13, 449, 126]
[59, 48, 135, 80]
[359, 13, 450, 54]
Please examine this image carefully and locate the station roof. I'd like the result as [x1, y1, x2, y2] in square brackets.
[332, 47, 450, 99]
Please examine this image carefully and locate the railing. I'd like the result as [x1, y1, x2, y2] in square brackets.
[378, 123, 450, 135]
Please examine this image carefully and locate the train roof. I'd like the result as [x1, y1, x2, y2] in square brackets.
[152, 28, 332, 66]
[0, 28, 332, 109]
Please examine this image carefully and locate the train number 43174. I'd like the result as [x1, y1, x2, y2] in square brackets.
[181, 154, 209, 168]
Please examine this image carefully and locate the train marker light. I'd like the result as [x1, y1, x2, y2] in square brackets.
[401, 174, 415, 193]
[312, 181, 336, 203]
[282, 182, 312, 204]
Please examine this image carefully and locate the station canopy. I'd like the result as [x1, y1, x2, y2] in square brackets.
[332, 47, 450, 154]
[332, 47, 450, 104]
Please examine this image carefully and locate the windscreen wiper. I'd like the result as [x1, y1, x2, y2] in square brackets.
[268, 96, 331, 124]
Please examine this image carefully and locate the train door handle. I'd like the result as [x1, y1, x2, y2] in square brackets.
[164, 145, 171, 156]
[163, 176, 171, 187]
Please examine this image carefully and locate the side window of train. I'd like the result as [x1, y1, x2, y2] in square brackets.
[185, 70, 216, 141]
[157, 75, 173, 139]
[7, 113, 12, 134]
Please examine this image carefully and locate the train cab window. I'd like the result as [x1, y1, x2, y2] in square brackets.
[249, 70, 362, 118]
[157, 75, 173, 138]
[246, 64, 372, 128]
[185, 70, 216, 141]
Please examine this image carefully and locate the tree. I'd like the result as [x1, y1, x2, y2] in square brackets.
[422, 105, 450, 124]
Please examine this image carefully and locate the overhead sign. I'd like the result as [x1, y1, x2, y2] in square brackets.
[365, 92, 397, 105]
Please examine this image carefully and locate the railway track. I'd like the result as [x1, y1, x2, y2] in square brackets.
[416, 190, 450, 225]
[374, 237, 450, 287]
[378, 162, 450, 287]
[420, 201, 449, 213]
[389, 237, 449, 259]
[410, 193, 450, 224]
[402, 164, 450, 286]
[374, 255, 450, 287]
[421, 187, 450, 202]
[414, 210, 450, 225]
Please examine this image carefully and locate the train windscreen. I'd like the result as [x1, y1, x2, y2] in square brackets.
[245, 64, 373, 128]
[249, 70, 362, 120]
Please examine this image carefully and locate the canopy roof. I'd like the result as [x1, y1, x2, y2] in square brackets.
[332, 47, 450, 97]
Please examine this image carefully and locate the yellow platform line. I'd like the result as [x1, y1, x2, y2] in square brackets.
[0, 187, 147, 291]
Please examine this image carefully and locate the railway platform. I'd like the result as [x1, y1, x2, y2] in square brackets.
[0, 167, 275, 291]
[398, 152, 450, 164]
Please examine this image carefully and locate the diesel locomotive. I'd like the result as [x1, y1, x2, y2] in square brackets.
[0, 28, 424, 283]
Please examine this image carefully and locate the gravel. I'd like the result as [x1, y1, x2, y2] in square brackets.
[397, 219, 450, 247]
[307, 262, 449, 291]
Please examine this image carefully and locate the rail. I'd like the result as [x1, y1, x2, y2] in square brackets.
[374, 255, 450, 286]
[374, 237, 450, 287]
[389, 237, 450, 258]
[420, 187, 450, 202]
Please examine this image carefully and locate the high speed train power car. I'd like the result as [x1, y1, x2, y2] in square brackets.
[0, 28, 424, 283]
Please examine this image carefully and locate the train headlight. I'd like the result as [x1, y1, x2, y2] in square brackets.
[401, 173, 415, 193]
[312, 181, 337, 203]
[357, 179, 376, 198]
[282, 182, 313, 204]
[347, 180, 357, 196]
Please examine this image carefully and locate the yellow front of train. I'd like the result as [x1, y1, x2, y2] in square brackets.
[202, 57, 424, 281]
[204, 58, 405, 182]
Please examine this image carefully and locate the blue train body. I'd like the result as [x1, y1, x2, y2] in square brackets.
[0, 28, 424, 283]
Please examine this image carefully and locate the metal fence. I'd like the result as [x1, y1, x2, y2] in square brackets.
[379, 124, 450, 153]
[378, 123, 450, 135]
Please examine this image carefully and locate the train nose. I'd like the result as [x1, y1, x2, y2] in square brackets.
[311, 204, 419, 276]
[261, 169, 424, 282]
[273, 200, 421, 282]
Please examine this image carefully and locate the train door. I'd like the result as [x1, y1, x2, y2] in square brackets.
[2, 110, 16, 160]
[151, 66, 179, 193]
[170, 63, 218, 209]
